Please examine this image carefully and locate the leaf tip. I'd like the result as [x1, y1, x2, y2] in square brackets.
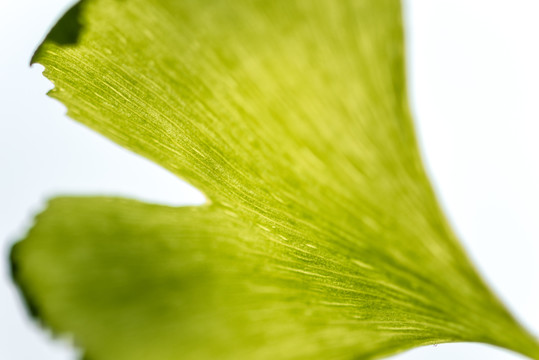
[10, 235, 41, 320]
[31, 0, 86, 65]
[9, 197, 66, 321]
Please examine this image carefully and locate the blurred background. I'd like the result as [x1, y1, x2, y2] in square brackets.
[0, 0, 537, 359]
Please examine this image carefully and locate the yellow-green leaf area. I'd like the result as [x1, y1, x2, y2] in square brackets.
[11, 0, 539, 360]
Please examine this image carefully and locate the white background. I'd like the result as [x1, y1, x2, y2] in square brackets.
[0, 0, 537, 359]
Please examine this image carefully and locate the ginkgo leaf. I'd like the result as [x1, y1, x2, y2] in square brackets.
[11, 0, 539, 360]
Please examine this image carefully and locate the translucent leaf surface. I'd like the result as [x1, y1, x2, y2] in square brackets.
[11, 0, 539, 359]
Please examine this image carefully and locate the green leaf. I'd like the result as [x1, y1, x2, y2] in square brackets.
[11, 0, 539, 359]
